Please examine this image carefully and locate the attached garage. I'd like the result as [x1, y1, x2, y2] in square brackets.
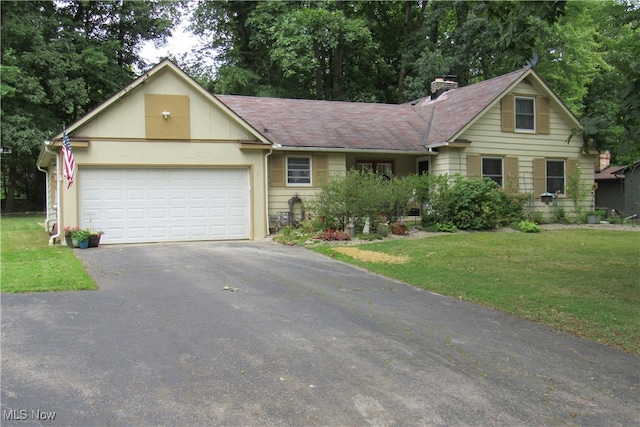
[79, 168, 251, 244]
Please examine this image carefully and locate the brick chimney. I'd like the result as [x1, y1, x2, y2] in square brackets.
[595, 150, 610, 172]
[431, 75, 458, 100]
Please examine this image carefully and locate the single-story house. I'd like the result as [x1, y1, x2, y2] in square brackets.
[37, 59, 594, 244]
[595, 151, 640, 217]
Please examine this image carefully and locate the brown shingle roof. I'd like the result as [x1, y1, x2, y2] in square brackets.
[216, 68, 530, 151]
[216, 95, 429, 151]
[595, 165, 627, 180]
[410, 68, 528, 145]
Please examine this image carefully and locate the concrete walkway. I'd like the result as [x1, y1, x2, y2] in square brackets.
[1, 241, 638, 426]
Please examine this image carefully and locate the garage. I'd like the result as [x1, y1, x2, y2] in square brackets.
[79, 168, 251, 244]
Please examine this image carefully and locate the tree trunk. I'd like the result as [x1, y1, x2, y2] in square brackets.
[4, 153, 17, 212]
[313, 40, 324, 100]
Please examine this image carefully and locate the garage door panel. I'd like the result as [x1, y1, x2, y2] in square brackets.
[79, 168, 251, 244]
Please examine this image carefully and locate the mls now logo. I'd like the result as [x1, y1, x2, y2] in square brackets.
[3, 409, 56, 421]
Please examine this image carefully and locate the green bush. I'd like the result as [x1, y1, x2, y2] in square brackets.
[517, 220, 541, 233]
[436, 222, 458, 233]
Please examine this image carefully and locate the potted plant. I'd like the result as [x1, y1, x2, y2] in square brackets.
[64, 226, 80, 247]
[73, 229, 91, 249]
[586, 211, 600, 224]
[89, 230, 104, 247]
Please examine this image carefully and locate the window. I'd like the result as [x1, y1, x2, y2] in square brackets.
[356, 160, 393, 178]
[287, 156, 311, 185]
[417, 159, 429, 175]
[515, 97, 535, 132]
[546, 160, 565, 194]
[482, 157, 503, 187]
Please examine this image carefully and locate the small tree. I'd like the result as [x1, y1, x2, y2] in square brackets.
[565, 163, 591, 219]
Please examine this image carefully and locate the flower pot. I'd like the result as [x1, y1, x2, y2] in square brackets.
[89, 234, 101, 247]
[71, 237, 80, 248]
[79, 239, 90, 249]
[587, 215, 600, 224]
[65, 235, 74, 247]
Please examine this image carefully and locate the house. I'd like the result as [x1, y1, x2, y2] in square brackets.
[37, 59, 593, 245]
[594, 151, 640, 218]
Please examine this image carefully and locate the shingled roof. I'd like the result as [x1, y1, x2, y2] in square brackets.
[216, 67, 531, 151]
[410, 68, 529, 145]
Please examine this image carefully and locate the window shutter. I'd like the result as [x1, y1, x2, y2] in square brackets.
[501, 94, 514, 132]
[467, 154, 481, 179]
[269, 153, 285, 187]
[536, 96, 550, 134]
[313, 154, 329, 186]
[566, 159, 578, 198]
[505, 156, 519, 193]
[533, 158, 546, 196]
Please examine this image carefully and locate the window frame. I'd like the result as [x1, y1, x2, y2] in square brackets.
[482, 156, 504, 188]
[356, 160, 393, 178]
[546, 159, 565, 195]
[286, 155, 312, 186]
[515, 96, 536, 133]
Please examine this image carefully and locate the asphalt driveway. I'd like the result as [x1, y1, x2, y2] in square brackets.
[1, 241, 638, 426]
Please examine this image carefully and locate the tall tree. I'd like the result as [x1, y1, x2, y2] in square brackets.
[0, 0, 181, 211]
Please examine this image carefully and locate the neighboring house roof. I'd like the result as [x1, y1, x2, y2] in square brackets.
[595, 163, 640, 180]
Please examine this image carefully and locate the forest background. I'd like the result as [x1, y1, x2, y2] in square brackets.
[1, 0, 638, 212]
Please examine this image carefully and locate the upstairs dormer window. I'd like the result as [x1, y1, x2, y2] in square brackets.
[515, 96, 535, 132]
[501, 94, 549, 135]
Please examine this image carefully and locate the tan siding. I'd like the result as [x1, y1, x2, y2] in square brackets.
[78, 69, 255, 141]
[268, 152, 346, 216]
[453, 77, 592, 215]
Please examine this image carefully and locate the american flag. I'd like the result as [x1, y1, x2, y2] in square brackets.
[62, 129, 75, 189]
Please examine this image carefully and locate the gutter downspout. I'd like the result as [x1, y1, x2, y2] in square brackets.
[265, 148, 273, 237]
[36, 150, 51, 232]
[42, 141, 61, 245]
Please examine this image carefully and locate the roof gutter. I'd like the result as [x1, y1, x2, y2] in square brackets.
[273, 146, 436, 155]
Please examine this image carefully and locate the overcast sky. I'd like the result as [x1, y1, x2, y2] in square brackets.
[139, 18, 198, 64]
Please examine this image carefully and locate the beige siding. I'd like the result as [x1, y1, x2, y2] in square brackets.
[78, 68, 254, 141]
[448, 78, 593, 215]
[268, 152, 345, 216]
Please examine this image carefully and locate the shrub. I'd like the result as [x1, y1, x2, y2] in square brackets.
[273, 226, 314, 246]
[436, 222, 458, 233]
[317, 229, 351, 241]
[517, 220, 541, 233]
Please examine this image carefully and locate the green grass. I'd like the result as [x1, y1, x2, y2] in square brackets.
[312, 230, 640, 355]
[1, 215, 97, 293]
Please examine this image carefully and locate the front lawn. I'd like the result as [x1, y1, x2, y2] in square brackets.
[1, 215, 97, 293]
[312, 229, 640, 354]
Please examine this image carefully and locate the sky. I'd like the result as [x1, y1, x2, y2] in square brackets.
[139, 19, 199, 64]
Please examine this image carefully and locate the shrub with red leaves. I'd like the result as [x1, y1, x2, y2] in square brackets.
[317, 229, 351, 241]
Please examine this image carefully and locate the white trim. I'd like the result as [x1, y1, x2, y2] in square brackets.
[514, 96, 536, 133]
[286, 155, 312, 187]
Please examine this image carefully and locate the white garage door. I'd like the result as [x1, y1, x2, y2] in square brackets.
[79, 168, 251, 244]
